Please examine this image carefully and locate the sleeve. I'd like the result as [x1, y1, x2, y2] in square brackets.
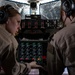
[47, 33, 65, 75]
[63, 35, 75, 66]
[1, 44, 31, 75]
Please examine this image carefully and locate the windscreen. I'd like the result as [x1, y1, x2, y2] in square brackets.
[2, 0, 30, 19]
[19, 4, 30, 19]
[39, 1, 61, 20]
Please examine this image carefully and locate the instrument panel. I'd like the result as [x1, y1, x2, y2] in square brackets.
[17, 40, 48, 67]
[21, 19, 60, 30]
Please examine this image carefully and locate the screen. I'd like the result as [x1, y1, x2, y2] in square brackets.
[39, 1, 61, 20]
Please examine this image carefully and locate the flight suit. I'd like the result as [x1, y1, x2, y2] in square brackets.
[0, 26, 31, 75]
[47, 22, 75, 75]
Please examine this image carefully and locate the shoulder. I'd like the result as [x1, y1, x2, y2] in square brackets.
[51, 27, 66, 42]
[0, 27, 13, 46]
[53, 24, 75, 41]
[0, 27, 18, 49]
[50, 25, 75, 47]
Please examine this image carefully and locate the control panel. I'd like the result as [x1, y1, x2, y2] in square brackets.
[17, 40, 48, 67]
[21, 19, 61, 30]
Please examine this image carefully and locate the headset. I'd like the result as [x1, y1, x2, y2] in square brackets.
[0, 4, 14, 24]
[62, 0, 75, 17]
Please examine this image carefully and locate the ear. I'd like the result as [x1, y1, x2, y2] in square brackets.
[61, 10, 68, 21]
[6, 20, 8, 25]
[6, 18, 10, 24]
[61, 10, 66, 16]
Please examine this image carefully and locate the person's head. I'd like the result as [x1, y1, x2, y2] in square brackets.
[61, 0, 75, 26]
[0, 4, 21, 36]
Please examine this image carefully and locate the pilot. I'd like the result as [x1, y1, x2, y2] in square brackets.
[0, 4, 41, 75]
[47, 0, 75, 75]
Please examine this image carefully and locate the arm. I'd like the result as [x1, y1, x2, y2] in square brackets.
[1, 44, 31, 75]
[47, 34, 65, 75]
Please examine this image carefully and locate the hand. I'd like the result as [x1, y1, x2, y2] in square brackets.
[29, 61, 42, 68]
[29, 61, 47, 71]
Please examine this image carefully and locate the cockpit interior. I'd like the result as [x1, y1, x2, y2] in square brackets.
[0, 0, 68, 75]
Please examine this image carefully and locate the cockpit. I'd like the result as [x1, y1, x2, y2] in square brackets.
[0, 0, 68, 75]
